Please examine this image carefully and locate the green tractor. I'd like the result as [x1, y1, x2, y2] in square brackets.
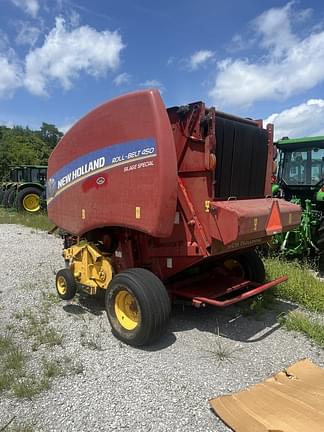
[0, 165, 47, 213]
[272, 135, 324, 271]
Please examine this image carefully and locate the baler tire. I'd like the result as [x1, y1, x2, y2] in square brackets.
[105, 268, 171, 347]
[234, 250, 266, 283]
[17, 187, 41, 213]
[56, 268, 77, 300]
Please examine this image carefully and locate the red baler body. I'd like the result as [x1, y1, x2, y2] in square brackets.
[48, 90, 301, 306]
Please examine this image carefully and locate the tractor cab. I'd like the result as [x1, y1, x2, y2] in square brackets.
[276, 136, 324, 207]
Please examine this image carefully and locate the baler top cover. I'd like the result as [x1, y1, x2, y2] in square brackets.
[47, 90, 178, 236]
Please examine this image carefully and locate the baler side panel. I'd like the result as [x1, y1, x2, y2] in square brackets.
[47, 90, 178, 237]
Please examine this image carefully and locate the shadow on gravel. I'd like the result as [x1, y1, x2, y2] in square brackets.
[63, 294, 104, 317]
[170, 299, 298, 344]
[61, 291, 298, 350]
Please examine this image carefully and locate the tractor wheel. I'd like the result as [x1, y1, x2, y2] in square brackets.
[17, 187, 41, 213]
[7, 189, 16, 208]
[0, 188, 5, 205]
[105, 268, 171, 346]
[317, 221, 324, 274]
[224, 250, 265, 283]
[3, 189, 12, 208]
[56, 268, 77, 300]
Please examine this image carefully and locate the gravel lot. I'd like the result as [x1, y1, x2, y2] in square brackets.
[1, 224, 324, 432]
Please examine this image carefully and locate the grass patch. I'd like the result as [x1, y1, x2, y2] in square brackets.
[264, 257, 324, 313]
[280, 311, 324, 348]
[0, 333, 26, 393]
[0, 417, 35, 432]
[12, 377, 50, 399]
[0, 332, 70, 399]
[16, 309, 63, 350]
[0, 208, 52, 231]
[6, 422, 34, 432]
[238, 290, 277, 317]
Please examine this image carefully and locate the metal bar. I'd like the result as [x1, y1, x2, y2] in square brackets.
[172, 275, 288, 307]
[214, 110, 259, 127]
[177, 177, 210, 255]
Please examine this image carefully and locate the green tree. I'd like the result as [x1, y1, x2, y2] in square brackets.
[38, 122, 63, 149]
[0, 123, 63, 179]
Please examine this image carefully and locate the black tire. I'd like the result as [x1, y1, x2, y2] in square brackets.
[3, 189, 12, 208]
[56, 268, 77, 300]
[95, 288, 107, 305]
[0, 187, 5, 205]
[16, 187, 42, 213]
[105, 268, 171, 346]
[7, 189, 16, 208]
[231, 250, 266, 283]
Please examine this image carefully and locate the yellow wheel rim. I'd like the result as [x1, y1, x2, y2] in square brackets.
[223, 259, 245, 278]
[57, 276, 67, 296]
[115, 290, 140, 330]
[23, 193, 40, 212]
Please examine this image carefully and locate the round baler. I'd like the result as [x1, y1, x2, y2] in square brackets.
[47, 89, 301, 346]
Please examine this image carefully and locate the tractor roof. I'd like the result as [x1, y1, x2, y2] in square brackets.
[276, 135, 324, 151]
[10, 165, 47, 169]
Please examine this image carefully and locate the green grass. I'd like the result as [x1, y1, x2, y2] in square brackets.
[0, 417, 35, 432]
[0, 334, 26, 391]
[15, 309, 63, 350]
[264, 257, 324, 312]
[0, 207, 53, 231]
[280, 311, 324, 348]
[12, 377, 50, 399]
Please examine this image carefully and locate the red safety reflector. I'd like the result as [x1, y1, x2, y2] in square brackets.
[266, 201, 282, 235]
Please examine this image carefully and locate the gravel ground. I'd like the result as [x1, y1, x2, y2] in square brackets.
[1, 224, 324, 432]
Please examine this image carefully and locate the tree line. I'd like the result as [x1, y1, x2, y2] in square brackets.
[0, 123, 63, 180]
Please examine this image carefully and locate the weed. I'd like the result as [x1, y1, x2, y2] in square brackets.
[17, 309, 63, 350]
[239, 291, 276, 317]
[4, 347, 26, 371]
[264, 257, 324, 312]
[7, 422, 34, 432]
[279, 311, 324, 348]
[202, 327, 242, 363]
[80, 316, 107, 350]
[12, 377, 50, 399]
[0, 333, 26, 393]
[42, 291, 60, 305]
[43, 359, 62, 379]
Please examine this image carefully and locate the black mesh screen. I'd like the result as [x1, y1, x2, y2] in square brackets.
[214, 116, 268, 199]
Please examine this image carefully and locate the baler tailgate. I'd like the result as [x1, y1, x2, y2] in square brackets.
[170, 275, 288, 307]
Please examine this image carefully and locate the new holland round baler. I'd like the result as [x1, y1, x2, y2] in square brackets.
[47, 89, 301, 346]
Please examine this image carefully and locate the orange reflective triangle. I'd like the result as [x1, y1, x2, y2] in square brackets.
[266, 200, 282, 235]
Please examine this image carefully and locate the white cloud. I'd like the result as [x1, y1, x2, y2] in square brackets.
[264, 99, 324, 140]
[113, 72, 131, 86]
[0, 55, 22, 98]
[24, 17, 125, 96]
[209, 3, 324, 108]
[253, 1, 297, 58]
[139, 79, 164, 93]
[15, 22, 41, 46]
[189, 50, 214, 69]
[10, 0, 39, 18]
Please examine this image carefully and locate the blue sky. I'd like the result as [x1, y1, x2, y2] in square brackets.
[1, 0, 324, 139]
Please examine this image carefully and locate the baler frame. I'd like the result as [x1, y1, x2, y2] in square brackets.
[47, 89, 301, 346]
